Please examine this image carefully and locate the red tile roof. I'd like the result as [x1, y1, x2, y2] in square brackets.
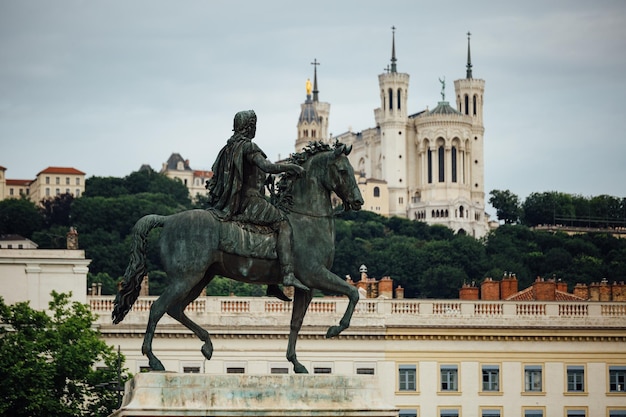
[6, 179, 32, 186]
[37, 166, 85, 176]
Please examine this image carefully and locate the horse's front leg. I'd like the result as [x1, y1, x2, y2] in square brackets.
[315, 268, 360, 338]
[286, 288, 313, 373]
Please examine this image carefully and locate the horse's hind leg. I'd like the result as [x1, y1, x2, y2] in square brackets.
[142, 286, 186, 371]
[166, 275, 214, 361]
[286, 288, 313, 374]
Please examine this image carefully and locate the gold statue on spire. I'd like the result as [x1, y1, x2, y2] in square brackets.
[306, 78, 312, 96]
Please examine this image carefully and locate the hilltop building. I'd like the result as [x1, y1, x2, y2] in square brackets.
[159, 153, 212, 201]
[0, 166, 86, 203]
[296, 31, 488, 238]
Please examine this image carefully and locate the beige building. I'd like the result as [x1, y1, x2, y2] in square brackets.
[160, 153, 212, 201]
[0, 166, 86, 203]
[296, 31, 487, 238]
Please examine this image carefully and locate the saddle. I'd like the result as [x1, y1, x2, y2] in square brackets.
[216, 215, 278, 260]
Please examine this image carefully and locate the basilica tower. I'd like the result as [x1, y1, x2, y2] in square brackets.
[374, 27, 410, 217]
[295, 59, 330, 152]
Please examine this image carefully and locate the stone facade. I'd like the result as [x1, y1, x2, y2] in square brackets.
[0, 166, 85, 202]
[159, 153, 212, 202]
[296, 32, 488, 238]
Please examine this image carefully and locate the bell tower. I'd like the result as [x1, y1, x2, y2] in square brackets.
[296, 59, 330, 152]
[374, 27, 410, 217]
[454, 32, 486, 226]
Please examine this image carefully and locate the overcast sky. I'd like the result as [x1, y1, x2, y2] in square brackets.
[1, 0, 625, 215]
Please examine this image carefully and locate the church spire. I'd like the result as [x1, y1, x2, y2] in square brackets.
[311, 58, 320, 102]
[466, 31, 473, 79]
[390, 26, 397, 73]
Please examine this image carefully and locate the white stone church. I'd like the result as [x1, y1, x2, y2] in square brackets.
[296, 31, 488, 238]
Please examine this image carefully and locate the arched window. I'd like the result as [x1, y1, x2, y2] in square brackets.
[473, 95, 477, 116]
[388, 89, 393, 110]
[427, 148, 433, 184]
[312, 130, 316, 138]
[373, 186, 380, 197]
[451, 146, 457, 183]
[438, 146, 445, 182]
[460, 206, 465, 218]
[431, 210, 435, 218]
[464, 94, 469, 115]
[445, 209, 449, 217]
[397, 88, 402, 110]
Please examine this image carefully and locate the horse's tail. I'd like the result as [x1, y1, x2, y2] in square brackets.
[112, 214, 167, 324]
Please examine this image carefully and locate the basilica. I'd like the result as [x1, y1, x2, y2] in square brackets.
[296, 31, 488, 238]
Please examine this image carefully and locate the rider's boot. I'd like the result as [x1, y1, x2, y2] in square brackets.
[276, 220, 310, 292]
[266, 284, 292, 302]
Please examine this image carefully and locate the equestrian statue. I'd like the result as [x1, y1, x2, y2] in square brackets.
[112, 110, 364, 374]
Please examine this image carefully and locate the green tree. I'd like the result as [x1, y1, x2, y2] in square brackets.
[0, 292, 130, 417]
[488, 189, 521, 224]
[521, 191, 575, 226]
[0, 197, 43, 239]
[40, 193, 74, 228]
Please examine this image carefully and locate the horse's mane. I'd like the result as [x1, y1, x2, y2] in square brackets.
[271, 140, 342, 211]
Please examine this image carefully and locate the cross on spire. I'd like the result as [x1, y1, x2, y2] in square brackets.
[311, 58, 320, 102]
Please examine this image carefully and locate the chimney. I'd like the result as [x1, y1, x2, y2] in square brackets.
[500, 273, 518, 300]
[599, 278, 611, 301]
[589, 282, 601, 301]
[379, 276, 393, 298]
[533, 276, 556, 301]
[573, 283, 590, 300]
[395, 285, 405, 299]
[556, 279, 568, 294]
[612, 281, 626, 302]
[140, 275, 149, 296]
[460, 283, 479, 300]
[481, 277, 500, 300]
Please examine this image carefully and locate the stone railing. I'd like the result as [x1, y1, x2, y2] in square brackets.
[89, 296, 626, 330]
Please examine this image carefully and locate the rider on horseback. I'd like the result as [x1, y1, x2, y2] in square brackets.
[206, 110, 309, 294]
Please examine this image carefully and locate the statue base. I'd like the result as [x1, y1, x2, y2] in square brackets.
[109, 372, 397, 417]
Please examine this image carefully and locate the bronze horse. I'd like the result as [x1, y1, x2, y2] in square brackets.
[112, 142, 363, 373]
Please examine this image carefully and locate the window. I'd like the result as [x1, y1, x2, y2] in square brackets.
[183, 366, 200, 373]
[399, 197, 404, 205]
[481, 409, 501, 417]
[567, 365, 585, 392]
[388, 89, 393, 110]
[440, 365, 458, 391]
[482, 365, 500, 392]
[76, 189, 81, 197]
[356, 365, 375, 375]
[46, 176, 50, 184]
[9, 188, 13, 196]
[313, 367, 332, 374]
[473, 95, 477, 115]
[373, 186, 380, 197]
[451, 146, 457, 183]
[609, 410, 626, 417]
[399, 365, 416, 391]
[271, 367, 288, 374]
[464, 94, 469, 115]
[76, 177, 80, 185]
[55, 188, 60, 195]
[397, 89, 402, 110]
[523, 410, 543, 417]
[65, 177, 70, 185]
[566, 410, 586, 417]
[226, 367, 245, 374]
[438, 146, 445, 182]
[524, 365, 543, 392]
[609, 366, 626, 392]
[440, 409, 459, 417]
[427, 148, 433, 183]
[45, 188, 50, 196]
[399, 410, 417, 417]
[55, 177, 60, 185]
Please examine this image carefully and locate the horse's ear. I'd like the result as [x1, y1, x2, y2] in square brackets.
[334, 144, 345, 157]
[344, 144, 352, 155]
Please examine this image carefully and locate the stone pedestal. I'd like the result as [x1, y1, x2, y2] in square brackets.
[110, 372, 398, 417]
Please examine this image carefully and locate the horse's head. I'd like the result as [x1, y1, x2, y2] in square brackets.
[325, 143, 364, 212]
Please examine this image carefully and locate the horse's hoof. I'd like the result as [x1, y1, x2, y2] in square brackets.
[325, 325, 342, 338]
[293, 364, 309, 374]
[201, 343, 213, 360]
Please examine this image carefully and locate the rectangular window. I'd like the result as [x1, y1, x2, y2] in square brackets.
[399, 197, 404, 205]
[56, 177, 60, 185]
[566, 410, 586, 417]
[55, 188, 60, 195]
[609, 366, 626, 392]
[524, 410, 543, 417]
[567, 366, 585, 392]
[481, 410, 501, 417]
[75, 189, 80, 197]
[609, 411, 626, 417]
[399, 365, 416, 391]
[270, 367, 288, 374]
[524, 365, 543, 392]
[9, 188, 13, 196]
[226, 367, 245, 374]
[482, 365, 500, 391]
[440, 409, 459, 417]
[65, 177, 70, 185]
[76, 177, 80, 185]
[46, 188, 50, 196]
[399, 410, 417, 417]
[356, 367, 375, 375]
[440, 365, 458, 391]
[183, 366, 200, 373]
[313, 367, 332, 374]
